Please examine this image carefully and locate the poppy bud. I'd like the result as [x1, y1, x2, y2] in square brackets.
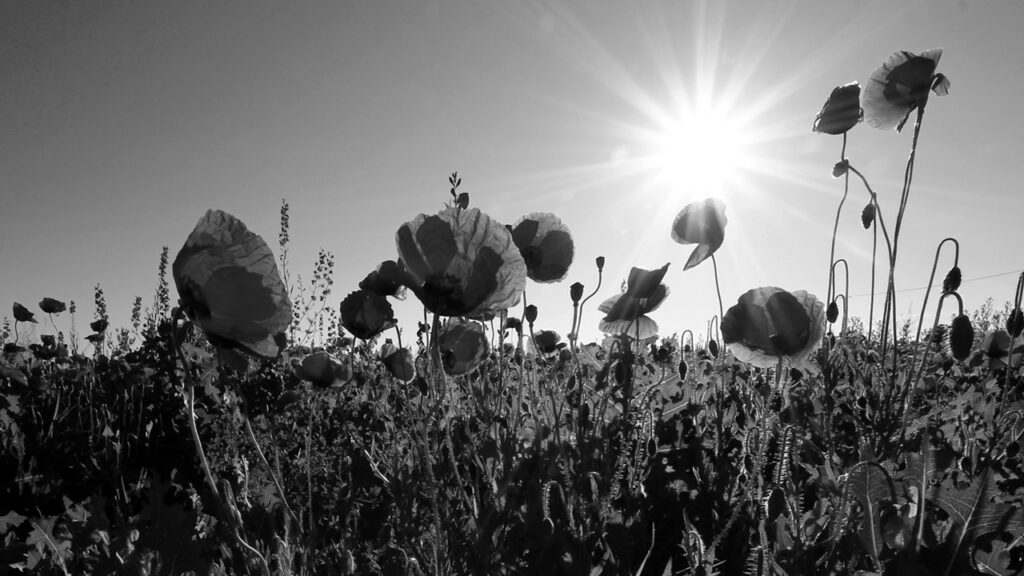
[861, 203, 876, 229]
[832, 160, 849, 178]
[942, 267, 962, 292]
[456, 192, 470, 209]
[826, 301, 839, 324]
[708, 339, 719, 358]
[1008, 309, 1024, 338]
[947, 315, 974, 361]
[678, 359, 688, 381]
[595, 256, 605, 271]
[570, 282, 584, 304]
[524, 305, 538, 326]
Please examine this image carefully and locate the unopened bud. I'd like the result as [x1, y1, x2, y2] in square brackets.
[861, 202, 876, 229]
[595, 256, 605, 271]
[524, 305, 538, 326]
[570, 282, 584, 303]
[832, 160, 849, 178]
[948, 315, 974, 361]
[943, 266, 962, 293]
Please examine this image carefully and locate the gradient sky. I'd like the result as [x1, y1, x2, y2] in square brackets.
[2, 0, 1022, 348]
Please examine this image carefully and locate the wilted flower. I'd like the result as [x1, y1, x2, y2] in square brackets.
[340, 290, 396, 340]
[813, 82, 862, 135]
[598, 264, 670, 340]
[437, 318, 489, 375]
[173, 209, 292, 359]
[509, 212, 575, 283]
[13, 303, 36, 324]
[863, 48, 949, 132]
[671, 199, 727, 270]
[38, 298, 66, 315]
[721, 287, 826, 368]
[396, 207, 527, 317]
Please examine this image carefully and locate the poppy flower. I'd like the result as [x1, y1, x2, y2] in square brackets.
[813, 82, 862, 135]
[340, 289, 396, 340]
[90, 318, 108, 333]
[173, 209, 292, 359]
[671, 199, 727, 270]
[292, 350, 349, 387]
[396, 207, 527, 317]
[598, 264, 671, 340]
[437, 317, 489, 375]
[509, 212, 575, 283]
[359, 260, 415, 299]
[721, 287, 826, 369]
[380, 345, 416, 382]
[38, 298, 66, 315]
[532, 330, 562, 356]
[13, 303, 36, 323]
[863, 48, 949, 132]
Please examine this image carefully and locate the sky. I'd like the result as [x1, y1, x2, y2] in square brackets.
[2, 0, 1022, 350]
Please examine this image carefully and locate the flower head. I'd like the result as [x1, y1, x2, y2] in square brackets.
[813, 82, 862, 135]
[598, 264, 670, 340]
[509, 212, 575, 283]
[172, 209, 292, 359]
[437, 317, 489, 375]
[340, 289, 396, 340]
[721, 287, 825, 368]
[863, 48, 949, 132]
[396, 207, 527, 317]
[13, 303, 36, 323]
[671, 199, 727, 270]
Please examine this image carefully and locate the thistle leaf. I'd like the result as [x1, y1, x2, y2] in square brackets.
[848, 461, 896, 570]
[933, 468, 1024, 574]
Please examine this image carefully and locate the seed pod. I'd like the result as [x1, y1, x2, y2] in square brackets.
[1008, 309, 1024, 338]
[570, 282, 584, 303]
[678, 359, 688, 381]
[947, 315, 974, 361]
[595, 256, 605, 271]
[826, 301, 839, 324]
[943, 266, 962, 292]
[861, 202, 876, 229]
[524, 305, 538, 326]
[708, 339, 720, 358]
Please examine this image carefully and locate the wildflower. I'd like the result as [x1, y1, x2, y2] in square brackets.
[598, 264, 670, 340]
[532, 330, 562, 356]
[293, 350, 349, 387]
[173, 209, 292, 360]
[813, 82, 862, 135]
[339, 290, 396, 340]
[671, 199, 727, 270]
[509, 212, 575, 283]
[437, 317, 489, 375]
[13, 303, 36, 323]
[38, 298, 66, 315]
[396, 207, 527, 317]
[721, 287, 826, 369]
[90, 318, 108, 333]
[863, 48, 949, 132]
[380, 345, 415, 382]
[359, 260, 415, 299]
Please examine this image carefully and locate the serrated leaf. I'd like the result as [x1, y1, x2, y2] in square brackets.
[848, 461, 896, 569]
[0, 510, 27, 533]
[974, 538, 1021, 575]
[933, 468, 1024, 573]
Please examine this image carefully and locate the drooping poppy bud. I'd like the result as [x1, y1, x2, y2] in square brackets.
[456, 192, 470, 209]
[38, 298, 66, 315]
[708, 339, 720, 358]
[832, 160, 849, 178]
[1008, 309, 1024, 338]
[943, 267, 962, 292]
[13, 303, 36, 323]
[570, 282, 584, 304]
[524, 305, 538, 326]
[947, 315, 974, 361]
[678, 359, 688, 381]
[861, 202, 876, 229]
[827, 301, 839, 324]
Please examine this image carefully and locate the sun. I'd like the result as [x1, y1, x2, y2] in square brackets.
[648, 101, 756, 200]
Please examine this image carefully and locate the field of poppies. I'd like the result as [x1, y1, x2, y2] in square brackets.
[3, 48, 1024, 576]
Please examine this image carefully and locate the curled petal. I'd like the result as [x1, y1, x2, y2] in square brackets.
[396, 207, 527, 316]
[510, 212, 575, 283]
[671, 199, 727, 270]
[172, 210, 292, 359]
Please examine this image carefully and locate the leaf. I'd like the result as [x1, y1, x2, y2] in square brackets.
[848, 461, 896, 570]
[933, 468, 1024, 573]
[0, 510, 27, 533]
[974, 538, 1021, 575]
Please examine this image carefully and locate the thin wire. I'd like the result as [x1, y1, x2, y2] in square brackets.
[848, 269, 1023, 299]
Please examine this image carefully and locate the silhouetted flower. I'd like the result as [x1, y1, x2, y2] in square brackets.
[173, 209, 292, 360]
[396, 207, 526, 316]
[813, 82, 862, 135]
[340, 290, 396, 340]
[863, 48, 949, 132]
[721, 287, 826, 368]
[509, 212, 575, 283]
[13, 303, 36, 323]
[532, 330, 562, 355]
[38, 298, 66, 315]
[671, 199, 727, 270]
[598, 264, 670, 340]
[437, 318, 489, 375]
[359, 260, 415, 298]
[380, 345, 415, 382]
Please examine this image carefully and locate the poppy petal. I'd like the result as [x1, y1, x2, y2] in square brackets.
[672, 199, 727, 269]
[438, 318, 489, 375]
[598, 315, 659, 341]
[722, 287, 824, 368]
[813, 82, 862, 135]
[626, 263, 670, 299]
[510, 212, 575, 283]
[172, 209, 292, 359]
[863, 49, 942, 131]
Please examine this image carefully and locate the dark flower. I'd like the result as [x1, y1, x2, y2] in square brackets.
[437, 318, 489, 375]
[509, 212, 575, 283]
[671, 199, 727, 270]
[293, 350, 349, 387]
[396, 207, 526, 317]
[13, 303, 36, 323]
[38, 298, 66, 315]
[381, 346, 415, 382]
[863, 48, 949, 132]
[532, 330, 562, 355]
[173, 209, 292, 359]
[861, 202, 876, 229]
[359, 260, 415, 298]
[598, 264, 670, 340]
[90, 318, 109, 333]
[721, 286, 825, 368]
[340, 290, 396, 340]
[947, 314, 974, 361]
[813, 82, 862, 135]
